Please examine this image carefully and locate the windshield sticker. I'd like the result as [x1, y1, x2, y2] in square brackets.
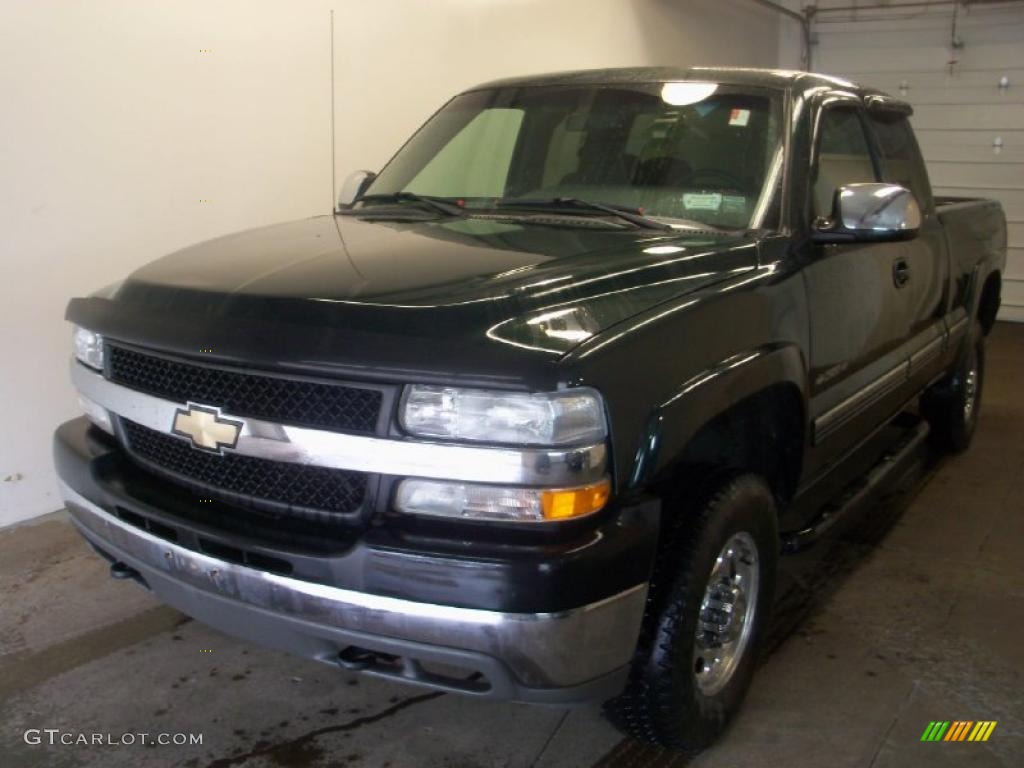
[722, 195, 747, 214]
[683, 192, 723, 211]
[728, 108, 751, 127]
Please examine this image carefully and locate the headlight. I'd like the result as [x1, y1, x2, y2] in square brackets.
[400, 385, 606, 446]
[395, 478, 611, 523]
[73, 326, 104, 371]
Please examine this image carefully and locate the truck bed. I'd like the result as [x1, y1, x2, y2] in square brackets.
[935, 196, 1008, 281]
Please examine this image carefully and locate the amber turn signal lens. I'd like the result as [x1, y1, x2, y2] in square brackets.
[540, 479, 611, 520]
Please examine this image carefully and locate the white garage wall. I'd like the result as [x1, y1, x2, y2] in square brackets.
[0, 0, 782, 526]
[776, 1, 809, 71]
[810, 1, 1024, 322]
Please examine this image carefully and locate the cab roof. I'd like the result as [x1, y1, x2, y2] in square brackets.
[466, 66, 892, 102]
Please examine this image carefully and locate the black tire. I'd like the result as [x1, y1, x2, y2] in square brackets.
[921, 321, 984, 453]
[604, 474, 778, 753]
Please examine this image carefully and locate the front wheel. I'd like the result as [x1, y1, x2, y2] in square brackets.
[604, 474, 778, 753]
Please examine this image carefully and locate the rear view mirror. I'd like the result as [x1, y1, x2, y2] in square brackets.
[337, 170, 377, 209]
[813, 183, 921, 243]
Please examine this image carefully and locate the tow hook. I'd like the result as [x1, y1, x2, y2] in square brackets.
[110, 561, 141, 580]
[336, 646, 398, 671]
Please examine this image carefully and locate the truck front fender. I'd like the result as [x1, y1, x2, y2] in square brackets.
[629, 342, 808, 496]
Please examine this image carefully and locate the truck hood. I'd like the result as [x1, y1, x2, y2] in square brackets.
[70, 214, 761, 385]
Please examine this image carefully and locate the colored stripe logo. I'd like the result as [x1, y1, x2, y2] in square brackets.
[921, 721, 997, 742]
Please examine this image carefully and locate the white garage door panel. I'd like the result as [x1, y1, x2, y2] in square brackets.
[824, 46, 957, 74]
[863, 68, 1024, 92]
[929, 161, 1024, 188]
[1006, 248, 1024, 281]
[913, 104, 1024, 131]
[915, 144, 1024, 165]
[1003, 279, 1024, 306]
[900, 88, 1022, 106]
[816, 2, 1024, 320]
[1008, 223, 1024, 246]
[917, 129, 1024, 149]
[827, 41, 1024, 75]
[815, 12, 1024, 39]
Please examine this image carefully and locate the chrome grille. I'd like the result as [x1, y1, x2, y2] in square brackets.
[121, 420, 369, 522]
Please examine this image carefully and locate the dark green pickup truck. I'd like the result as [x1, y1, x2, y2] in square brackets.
[56, 67, 1006, 752]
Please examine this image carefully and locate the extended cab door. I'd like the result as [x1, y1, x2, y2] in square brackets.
[865, 102, 950, 392]
[801, 96, 916, 472]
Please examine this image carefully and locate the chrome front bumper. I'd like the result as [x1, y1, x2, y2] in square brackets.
[59, 481, 646, 700]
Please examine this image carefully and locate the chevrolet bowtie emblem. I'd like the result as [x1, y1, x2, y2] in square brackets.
[172, 404, 243, 453]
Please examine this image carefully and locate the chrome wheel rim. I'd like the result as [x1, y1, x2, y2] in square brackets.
[693, 532, 760, 696]
[963, 367, 978, 423]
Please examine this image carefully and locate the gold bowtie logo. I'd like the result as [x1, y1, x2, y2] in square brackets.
[172, 404, 242, 453]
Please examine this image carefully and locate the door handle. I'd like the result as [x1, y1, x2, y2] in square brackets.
[893, 258, 911, 288]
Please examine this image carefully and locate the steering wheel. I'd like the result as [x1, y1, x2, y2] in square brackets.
[684, 168, 746, 193]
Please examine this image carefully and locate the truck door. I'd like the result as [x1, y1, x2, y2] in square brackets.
[865, 104, 950, 391]
[802, 99, 913, 471]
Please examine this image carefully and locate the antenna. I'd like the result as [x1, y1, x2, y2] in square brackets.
[330, 9, 336, 211]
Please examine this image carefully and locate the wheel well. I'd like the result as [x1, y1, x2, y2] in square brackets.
[978, 271, 1001, 335]
[653, 383, 805, 508]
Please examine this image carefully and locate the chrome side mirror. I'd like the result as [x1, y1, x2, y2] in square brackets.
[337, 170, 376, 209]
[813, 183, 921, 243]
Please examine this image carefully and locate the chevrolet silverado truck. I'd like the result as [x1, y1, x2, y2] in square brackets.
[55, 67, 1006, 752]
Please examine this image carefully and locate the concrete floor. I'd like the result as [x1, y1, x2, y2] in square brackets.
[2, 322, 1022, 768]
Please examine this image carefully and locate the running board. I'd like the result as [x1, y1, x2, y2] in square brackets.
[780, 418, 930, 554]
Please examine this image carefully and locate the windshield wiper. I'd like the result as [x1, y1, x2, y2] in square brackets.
[350, 192, 466, 217]
[495, 197, 671, 231]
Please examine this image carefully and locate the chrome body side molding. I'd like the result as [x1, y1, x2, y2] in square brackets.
[813, 312, 966, 444]
[814, 361, 909, 442]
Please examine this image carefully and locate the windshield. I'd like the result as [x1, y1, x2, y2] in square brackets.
[364, 82, 783, 230]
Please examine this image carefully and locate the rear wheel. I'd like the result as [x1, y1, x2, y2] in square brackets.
[604, 474, 777, 753]
[922, 321, 984, 453]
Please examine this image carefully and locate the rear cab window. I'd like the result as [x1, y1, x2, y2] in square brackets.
[812, 106, 879, 219]
[867, 111, 933, 213]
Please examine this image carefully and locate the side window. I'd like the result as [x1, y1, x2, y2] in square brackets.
[813, 107, 878, 218]
[407, 108, 524, 198]
[868, 112, 933, 212]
